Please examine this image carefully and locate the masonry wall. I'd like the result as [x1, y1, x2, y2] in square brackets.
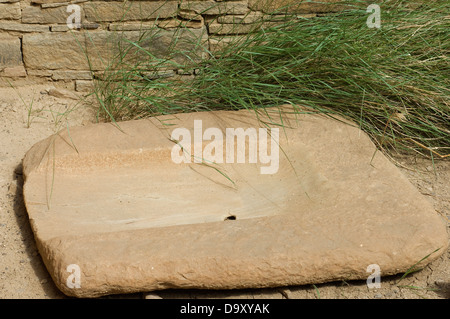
[0, 0, 347, 91]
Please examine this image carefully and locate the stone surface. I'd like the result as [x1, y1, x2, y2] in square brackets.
[84, 1, 178, 22]
[26, 69, 53, 77]
[217, 12, 264, 24]
[41, 1, 89, 9]
[178, 9, 204, 21]
[23, 1, 178, 24]
[0, 23, 49, 33]
[0, 36, 22, 68]
[51, 70, 93, 81]
[22, 28, 208, 71]
[22, 105, 448, 298]
[208, 21, 277, 35]
[158, 18, 204, 29]
[0, 3, 20, 20]
[109, 18, 204, 31]
[75, 79, 94, 92]
[208, 36, 242, 54]
[22, 6, 86, 24]
[0, 0, 353, 84]
[1, 65, 27, 77]
[31, 0, 71, 3]
[180, 1, 249, 15]
[51, 23, 100, 32]
[47, 87, 80, 100]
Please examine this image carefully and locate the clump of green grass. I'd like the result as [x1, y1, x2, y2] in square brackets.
[92, 0, 449, 158]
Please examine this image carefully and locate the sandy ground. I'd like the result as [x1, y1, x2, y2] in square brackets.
[0, 80, 448, 299]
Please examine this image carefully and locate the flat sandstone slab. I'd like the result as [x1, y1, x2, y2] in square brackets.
[22, 106, 448, 298]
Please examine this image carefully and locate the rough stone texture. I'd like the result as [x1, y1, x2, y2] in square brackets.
[0, 0, 355, 84]
[0, 23, 49, 33]
[0, 65, 27, 77]
[84, 1, 179, 22]
[208, 20, 277, 35]
[209, 36, 237, 54]
[41, 1, 89, 9]
[180, 1, 249, 15]
[22, 105, 448, 298]
[22, 2, 177, 24]
[158, 18, 204, 29]
[178, 9, 204, 21]
[75, 79, 94, 92]
[51, 70, 93, 80]
[217, 12, 264, 24]
[0, 36, 22, 68]
[31, 0, 72, 3]
[48, 87, 80, 100]
[22, 5, 86, 24]
[50, 23, 101, 32]
[109, 18, 204, 31]
[23, 31, 112, 71]
[22, 28, 208, 71]
[0, 3, 21, 20]
[26, 69, 53, 77]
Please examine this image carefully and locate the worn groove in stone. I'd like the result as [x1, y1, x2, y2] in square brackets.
[22, 106, 448, 298]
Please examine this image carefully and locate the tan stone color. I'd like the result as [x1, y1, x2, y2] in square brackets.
[1, 65, 26, 77]
[22, 106, 448, 298]
[0, 3, 20, 20]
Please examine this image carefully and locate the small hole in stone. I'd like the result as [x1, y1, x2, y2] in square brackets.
[224, 215, 237, 221]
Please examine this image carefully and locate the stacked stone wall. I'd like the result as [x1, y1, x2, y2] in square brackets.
[0, 0, 348, 90]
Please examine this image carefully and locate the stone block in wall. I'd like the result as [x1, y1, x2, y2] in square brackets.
[208, 20, 278, 35]
[158, 18, 204, 29]
[217, 12, 264, 24]
[26, 69, 53, 77]
[23, 28, 208, 71]
[108, 22, 160, 32]
[51, 70, 93, 80]
[0, 65, 27, 78]
[51, 25, 72, 32]
[40, 1, 90, 9]
[51, 23, 101, 32]
[0, 23, 50, 33]
[179, 1, 249, 15]
[22, 5, 86, 24]
[0, 2, 21, 20]
[109, 18, 204, 31]
[27, 69, 93, 80]
[209, 36, 236, 54]
[31, 0, 75, 3]
[140, 69, 176, 80]
[22, 31, 128, 71]
[23, 2, 178, 24]
[84, 1, 178, 22]
[248, 0, 348, 14]
[75, 80, 94, 92]
[178, 9, 203, 21]
[0, 36, 22, 68]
